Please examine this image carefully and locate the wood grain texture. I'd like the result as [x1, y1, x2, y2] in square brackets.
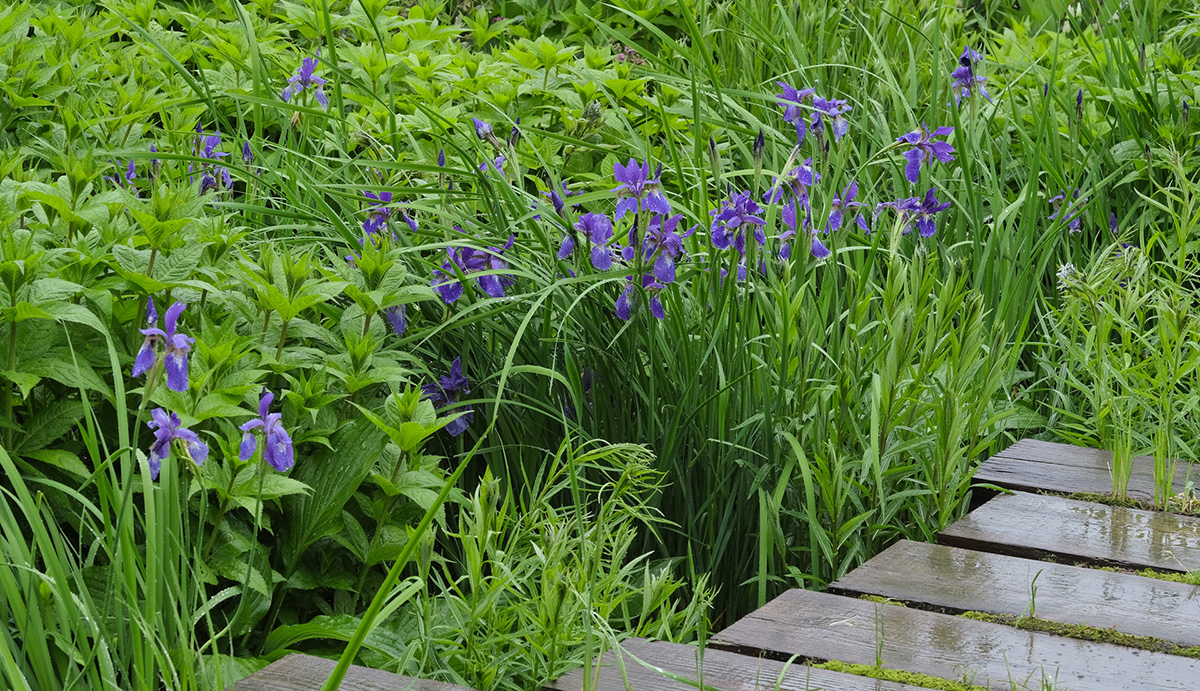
[710, 589, 1200, 691]
[830, 539, 1200, 647]
[229, 654, 475, 691]
[548, 638, 932, 690]
[939, 491, 1200, 572]
[975, 439, 1196, 499]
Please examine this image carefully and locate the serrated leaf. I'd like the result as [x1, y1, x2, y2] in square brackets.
[13, 400, 82, 455]
[24, 449, 89, 478]
[1, 369, 41, 397]
[281, 420, 387, 574]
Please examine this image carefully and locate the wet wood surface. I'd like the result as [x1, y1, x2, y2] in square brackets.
[830, 539, 1200, 647]
[710, 589, 1200, 690]
[974, 438, 1195, 500]
[547, 638, 931, 690]
[231, 653, 475, 690]
[939, 491, 1200, 572]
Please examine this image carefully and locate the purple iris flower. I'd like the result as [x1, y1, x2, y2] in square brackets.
[149, 144, 160, 182]
[239, 389, 295, 472]
[479, 154, 506, 176]
[897, 124, 956, 184]
[363, 191, 393, 235]
[711, 190, 766, 254]
[385, 304, 406, 336]
[193, 132, 231, 194]
[779, 197, 803, 260]
[827, 181, 868, 234]
[613, 159, 671, 220]
[776, 81, 816, 124]
[431, 235, 516, 302]
[763, 158, 820, 204]
[561, 212, 615, 269]
[876, 188, 951, 238]
[282, 55, 329, 110]
[473, 118, 493, 139]
[133, 300, 194, 392]
[146, 408, 208, 480]
[543, 181, 579, 215]
[105, 159, 137, 194]
[643, 213, 692, 284]
[242, 141, 254, 166]
[951, 46, 991, 106]
[1049, 189, 1086, 234]
[811, 96, 852, 142]
[422, 357, 473, 437]
[616, 274, 666, 321]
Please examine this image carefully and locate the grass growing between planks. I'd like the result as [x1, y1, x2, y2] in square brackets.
[961, 612, 1200, 659]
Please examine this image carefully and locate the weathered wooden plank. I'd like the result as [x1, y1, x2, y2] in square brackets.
[830, 539, 1200, 648]
[230, 653, 474, 691]
[976, 439, 1195, 499]
[939, 491, 1200, 572]
[548, 637, 934, 690]
[710, 589, 1200, 691]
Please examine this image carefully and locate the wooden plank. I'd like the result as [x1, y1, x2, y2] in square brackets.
[939, 491, 1200, 572]
[231, 653, 474, 691]
[710, 589, 1200, 691]
[976, 439, 1196, 499]
[548, 637, 934, 690]
[830, 539, 1200, 648]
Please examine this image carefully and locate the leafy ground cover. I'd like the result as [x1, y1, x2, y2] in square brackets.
[2, 0, 1200, 688]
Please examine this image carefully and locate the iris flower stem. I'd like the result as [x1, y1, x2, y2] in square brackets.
[238, 452, 270, 651]
[146, 247, 158, 279]
[201, 468, 240, 559]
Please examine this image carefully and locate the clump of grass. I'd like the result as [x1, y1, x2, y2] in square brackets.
[961, 612, 1200, 659]
[813, 660, 988, 691]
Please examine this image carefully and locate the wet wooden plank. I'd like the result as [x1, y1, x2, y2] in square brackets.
[939, 491, 1200, 572]
[976, 439, 1195, 499]
[830, 540, 1200, 647]
[710, 589, 1200, 690]
[548, 637, 933, 690]
[231, 653, 474, 690]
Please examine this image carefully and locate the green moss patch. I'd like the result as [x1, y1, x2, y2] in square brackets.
[1092, 564, 1200, 586]
[857, 594, 907, 607]
[812, 660, 987, 691]
[960, 611, 1200, 658]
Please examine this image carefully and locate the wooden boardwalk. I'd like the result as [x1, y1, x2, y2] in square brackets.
[549, 439, 1200, 691]
[239, 439, 1200, 690]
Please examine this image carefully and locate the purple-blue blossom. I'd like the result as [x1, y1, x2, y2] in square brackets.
[146, 408, 208, 480]
[811, 96, 852, 142]
[875, 188, 951, 238]
[776, 81, 816, 124]
[897, 124, 955, 184]
[422, 357, 473, 437]
[827, 181, 868, 234]
[282, 55, 329, 110]
[613, 159, 671, 220]
[616, 274, 666, 321]
[432, 235, 516, 302]
[385, 305, 406, 336]
[642, 213, 692, 284]
[363, 191, 393, 235]
[132, 299, 194, 392]
[711, 190, 767, 256]
[561, 212, 615, 270]
[105, 159, 137, 194]
[764, 158, 820, 204]
[239, 389, 295, 473]
[951, 46, 991, 106]
[1049, 189, 1086, 234]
